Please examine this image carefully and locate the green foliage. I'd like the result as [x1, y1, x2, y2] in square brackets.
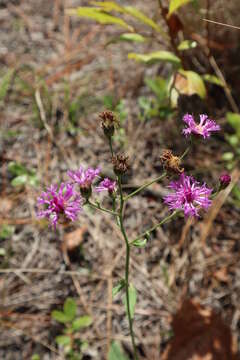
[112, 279, 125, 297]
[8, 161, 38, 188]
[31, 355, 40, 360]
[203, 74, 225, 87]
[117, 33, 146, 43]
[64, 298, 77, 321]
[108, 341, 129, 360]
[123, 284, 137, 319]
[169, 70, 206, 107]
[0, 225, 15, 240]
[0, 69, 15, 102]
[52, 298, 92, 359]
[168, 0, 192, 16]
[128, 51, 181, 66]
[177, 40, 197, 51]
[72, 316, 92, 330]
[131, 238, 147, 247]
[68, 7, 133, 31]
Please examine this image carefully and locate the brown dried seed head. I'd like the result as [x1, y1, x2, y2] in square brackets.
[99, 110, 119, 138]
[160, 149, 184, 175]
[112, 153, 129, 175]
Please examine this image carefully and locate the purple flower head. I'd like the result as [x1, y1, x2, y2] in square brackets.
[164, 173, 212, 218]
[219, 173, 231, 190]
[37, 183, 83, 229]
[182, 114, 220, 139]
[95, 178, 116, 194]
[67, 166, 100, 188]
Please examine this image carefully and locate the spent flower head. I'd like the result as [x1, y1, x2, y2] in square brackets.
[160, 149, 184, 175]
[112, 153, 129, 176]
[164, 173, 212, 218]
[182, 114, 220, 139]
[37, 183, 83, 229]
[96, 178, 116, 194]
[219, 173, 231, 190]
[99, 110, 119, 138]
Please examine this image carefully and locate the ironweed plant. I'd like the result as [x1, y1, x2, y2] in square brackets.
[37, 110, 230, 359]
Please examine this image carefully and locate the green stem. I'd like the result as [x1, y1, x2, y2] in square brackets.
[85, 200, 118, 216]
[124, 172, 167, 201]
[130, 210, 179, 245]
[108, 137, 114, 157]
[117, 175, 138, 360]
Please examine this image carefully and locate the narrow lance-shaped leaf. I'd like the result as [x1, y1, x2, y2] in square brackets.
[112, 279, 125, 297]
[177, 40, 197, 51]
[67, 7, 133, 31]
[108, 341, 130, 360]
[203, 74, 225, 88]
[92, 2, 167, 39]
[168, 0, 192, 17]
[123, 284, 137, 319]
[128, 51, 181, 66]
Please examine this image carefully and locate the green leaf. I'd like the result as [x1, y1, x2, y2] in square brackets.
[0, 69, 14, 102]
[31, 355, 40, 360]
[124, 6, 166, 36]
[56, 335, 71, 346]
[177, 40, 197, 51]
[118, 33, 146, 42]
[226, 112, 240, 136]
[128, 51, 181, 66]
[169, 70, 206, 107]
[72, 315, 92, 330]
[108, 341, 129, 360]
[112, 279, 125, 297]
[64, 298, 77, 321]
[67, 7, 133, 31]
[168, 0, 192, 16]
[145, 77, 167, 101]
[0, 225, 15, 239]
[222, 152, 234, 161]
[123, 284, 137, 319]
[51, 310, 71, 323]
[203, 74, 225, 87]
[0, 248, 6, 256]
[11, 174, 28, 187]
[92, 2, 166, 36]
[8, 161, 28, 176]
[131, 238, 147, 247]
[91, 1, 124, 13]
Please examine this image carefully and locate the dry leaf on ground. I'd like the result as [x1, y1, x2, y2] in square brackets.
[162, 299, 239, 360]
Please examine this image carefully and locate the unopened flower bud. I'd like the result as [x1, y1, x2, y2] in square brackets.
[160, 149, 184, 175]
[219, 173, 231, 190]
[99, 110, 119, 138]
[112, 153, 129, 176]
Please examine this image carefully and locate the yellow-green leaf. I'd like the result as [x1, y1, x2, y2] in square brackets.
[203, 74, 225, 87]
[177, 40, 197, 51]
[168, 0, 192, 17]
[128, 51, 181, 66]
[123, 284, 137, 319]
[169, 70, 206, 107]
[67, 7, 133, 31]
[91, 1, 124, 13]
[119, 33, 146, 42]
[125, 6, 166, 37]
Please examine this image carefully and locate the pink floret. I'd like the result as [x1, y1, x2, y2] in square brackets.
[67, 166, 100, 187]
[164, 173, 212, 218]
[95, 178, 116, 193]
[182, 114, 220, 139]
[37, 183, 82, 229]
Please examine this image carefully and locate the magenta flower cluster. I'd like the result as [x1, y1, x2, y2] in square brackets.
[37, 183, 83, 229]
[182, 114, 220, 139]
[37, 166, 116, 228]
[164, 174, 212, 217]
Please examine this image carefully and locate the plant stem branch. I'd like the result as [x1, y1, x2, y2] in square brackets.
[85, 200, 118, 216]
[117, 175, 138, 360]
[130, 210, 179, 244]
[124, 172, 167, 201]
